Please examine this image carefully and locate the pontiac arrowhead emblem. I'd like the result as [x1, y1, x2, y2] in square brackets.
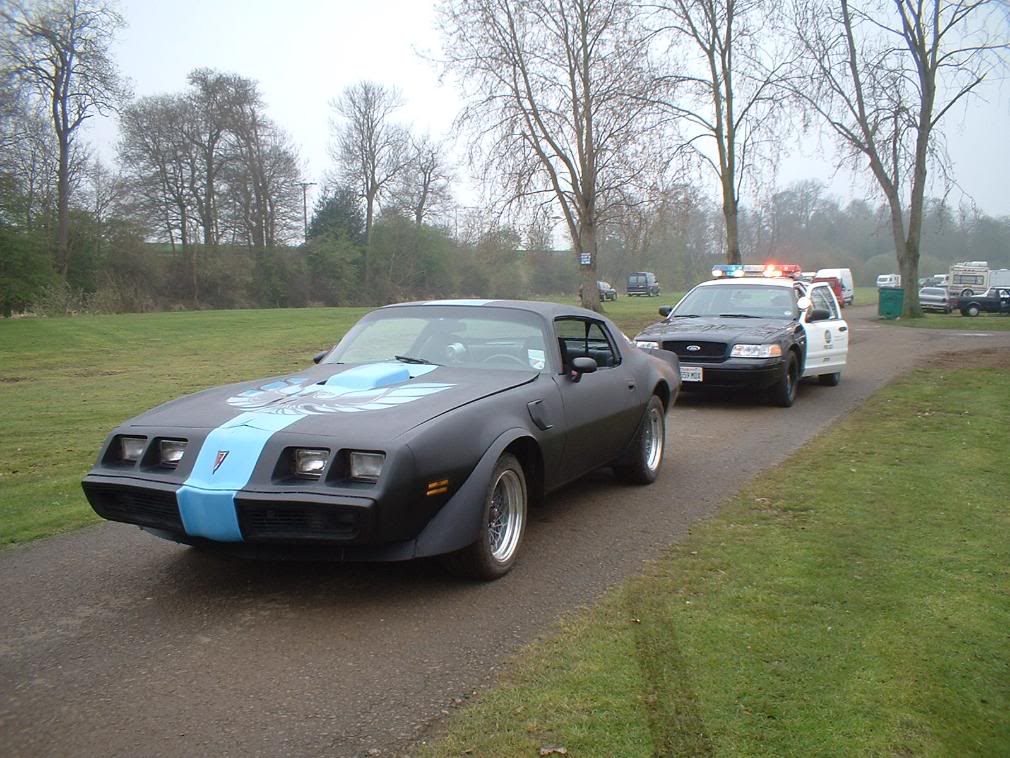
[212, 450, 229, 474]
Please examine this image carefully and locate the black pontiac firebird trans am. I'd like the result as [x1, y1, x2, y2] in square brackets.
[82, 300, 680, 580]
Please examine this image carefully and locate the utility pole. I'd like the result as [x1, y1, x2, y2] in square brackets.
[299, 181, 317, 242]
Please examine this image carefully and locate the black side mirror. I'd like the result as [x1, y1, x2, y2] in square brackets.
[568, 356, 598, 382]
[313, 350, 327, 364]
[808, 308, 831, 322]
[659, 306, 672, 317]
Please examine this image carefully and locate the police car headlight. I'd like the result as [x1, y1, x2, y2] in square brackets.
[635, 340, 659, 350]
[731, 343, 783, 358]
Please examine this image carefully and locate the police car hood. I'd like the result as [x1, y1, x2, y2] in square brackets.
[124, 362, 539, 438]
[637, 316, 792, 343]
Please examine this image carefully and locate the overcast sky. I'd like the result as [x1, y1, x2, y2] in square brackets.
[86, 0, 1010, 220]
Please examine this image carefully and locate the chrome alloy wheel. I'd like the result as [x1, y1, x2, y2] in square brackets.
[487, 468, 525, 562]
[643, 403, 665, 473]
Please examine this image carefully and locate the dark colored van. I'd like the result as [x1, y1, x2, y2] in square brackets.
[627, 271, 660, 297]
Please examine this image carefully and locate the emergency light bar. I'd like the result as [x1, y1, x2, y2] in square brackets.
[711, 263, 802, 279]
[711, 264, 745, 278]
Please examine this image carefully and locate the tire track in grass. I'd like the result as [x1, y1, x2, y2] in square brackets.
[625, 576, 715, 757]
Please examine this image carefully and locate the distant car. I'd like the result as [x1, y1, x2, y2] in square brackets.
[918, 286, 950, 313]
[877, 274, 901, 288]
[81, 300, 680, 580]
[627, 271, 660, 297]
[597, 280, 618, 301]
[959, 287, 1010, 317]
[634, 275, 849, 407]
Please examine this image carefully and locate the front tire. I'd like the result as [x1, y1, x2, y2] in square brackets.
[769, 353, 799, 407]
[614, 396, 666, 484]
[440, 453, 527, 581]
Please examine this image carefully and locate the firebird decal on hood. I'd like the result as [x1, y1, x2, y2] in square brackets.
[226, 362, 453, 415]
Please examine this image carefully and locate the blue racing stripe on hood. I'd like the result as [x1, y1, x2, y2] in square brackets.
[177, 411, 300, 541]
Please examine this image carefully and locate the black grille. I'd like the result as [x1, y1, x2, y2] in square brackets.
[86, 484, 182, 531]
[236, 501, 361, 542]
[663, 340, 727, 361]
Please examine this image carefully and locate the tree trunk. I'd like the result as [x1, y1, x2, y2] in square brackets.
[722, 176, 741, 264]
[56, 138, 71, 278]
[578, 220, 602, 312]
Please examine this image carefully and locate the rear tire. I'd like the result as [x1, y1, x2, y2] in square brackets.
[439, 453, 527, 581]
[964, 304, 980, 317]
[614, 396, 666, 484]
[818, 372, 841, 386]
[769, 353, 799, 407]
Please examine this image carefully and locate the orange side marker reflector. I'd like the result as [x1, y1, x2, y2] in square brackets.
[426, 479, 449, 496]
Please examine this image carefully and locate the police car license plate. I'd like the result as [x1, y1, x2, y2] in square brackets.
[681, 366, 703, 382]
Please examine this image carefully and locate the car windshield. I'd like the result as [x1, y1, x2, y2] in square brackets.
[672, 284, 797, 320]
[324, 305, 551, 371]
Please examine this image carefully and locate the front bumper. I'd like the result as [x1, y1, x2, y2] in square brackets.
[82, 473, 418, 558]
[679, 357, 786, 390]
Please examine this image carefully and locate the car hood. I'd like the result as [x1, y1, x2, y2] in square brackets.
[125, 362, 539, 438]
[636, 316, 792, 343]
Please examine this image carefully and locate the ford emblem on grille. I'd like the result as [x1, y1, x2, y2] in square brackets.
[686, 345, 702, 352]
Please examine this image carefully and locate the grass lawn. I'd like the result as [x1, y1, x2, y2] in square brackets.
[0, 297, 672, 547]
[420, 353, 1010, 757]
[887, 312, 1010, 330]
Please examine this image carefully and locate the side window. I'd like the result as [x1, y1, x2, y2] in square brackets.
[812, 287, 837, 318]
[554, 318, 621, 371]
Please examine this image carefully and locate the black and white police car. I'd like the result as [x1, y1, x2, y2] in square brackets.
[634, 264, 849, 407]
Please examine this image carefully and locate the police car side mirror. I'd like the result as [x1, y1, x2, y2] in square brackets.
[808, 308, 831, 322]
[313, 350, 327, 364]
[659, 306, 672, 317]
[569, 356, 598, 382]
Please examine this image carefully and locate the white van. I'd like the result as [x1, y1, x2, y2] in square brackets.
[817, 268, 854, 305]
[877, 274, 901, 288]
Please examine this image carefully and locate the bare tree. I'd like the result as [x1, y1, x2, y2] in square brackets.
[330, 82, 409, 246]
[118, 94, 201, 297]
[0, 99, 60, 229]
[439, 0, 665, 310]
[0, 0, 126, 277]
[651, 0, 792, 264]
[789, 0, 1008, 316]
[390, 133, 454, 226]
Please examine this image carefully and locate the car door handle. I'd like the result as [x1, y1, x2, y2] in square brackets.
[838, 326, 848, 332]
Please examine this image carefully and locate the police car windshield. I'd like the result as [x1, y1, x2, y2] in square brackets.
[673, 283, 797, 320]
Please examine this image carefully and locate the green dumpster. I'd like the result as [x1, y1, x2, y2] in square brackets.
[878, 286, 904, 319]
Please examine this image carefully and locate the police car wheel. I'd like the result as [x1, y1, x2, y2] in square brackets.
[770, 354, 799, 407]
[818, 372, 841, 387]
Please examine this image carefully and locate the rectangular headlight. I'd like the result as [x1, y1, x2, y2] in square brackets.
[635, 340, 659, 350]
[293, 448, 330, 478]
[119, 436, 146, 462]
[731, 343, 783, 358]
[159, 439, 187, 467]
[349, 451, 385, 482]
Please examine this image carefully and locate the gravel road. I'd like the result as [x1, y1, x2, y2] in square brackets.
[2, 306, 1008, 758]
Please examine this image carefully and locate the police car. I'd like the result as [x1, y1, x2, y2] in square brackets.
[633, 264, 849, 407]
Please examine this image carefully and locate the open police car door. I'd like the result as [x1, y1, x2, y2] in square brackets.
[801, 284, 848, 378]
